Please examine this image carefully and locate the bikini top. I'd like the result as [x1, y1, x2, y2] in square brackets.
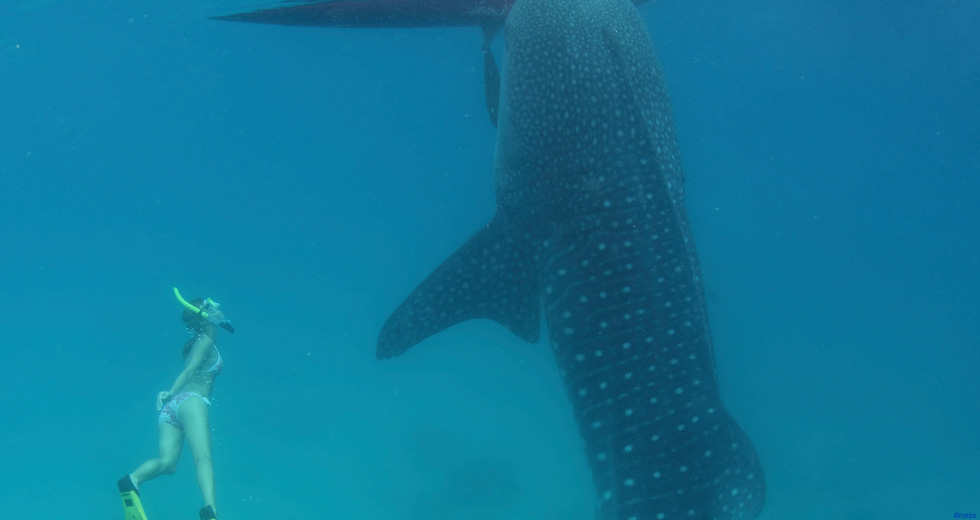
[196, 344, 224, 377]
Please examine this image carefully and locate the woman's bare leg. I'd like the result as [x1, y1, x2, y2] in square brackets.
[180, 397, 216, 513]
[130, 422, 183, 488]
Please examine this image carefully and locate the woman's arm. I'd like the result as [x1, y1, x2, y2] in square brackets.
[156, 334, 214, 409]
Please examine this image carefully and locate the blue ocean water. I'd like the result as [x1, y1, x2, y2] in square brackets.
[1, 0, 977, 518]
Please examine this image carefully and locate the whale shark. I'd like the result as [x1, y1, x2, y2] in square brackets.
[216, 0, 766, 517]
[376, 0, 767, 518]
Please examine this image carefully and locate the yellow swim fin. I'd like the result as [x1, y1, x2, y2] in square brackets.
[118, 476, 148, 520]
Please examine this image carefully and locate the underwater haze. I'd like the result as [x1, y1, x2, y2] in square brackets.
[1, 0, 977, 519]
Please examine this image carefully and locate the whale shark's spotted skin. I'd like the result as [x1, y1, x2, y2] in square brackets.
[378, 0, 766, 518]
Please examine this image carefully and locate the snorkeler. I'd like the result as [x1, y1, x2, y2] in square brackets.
[118, 288, 234, 520]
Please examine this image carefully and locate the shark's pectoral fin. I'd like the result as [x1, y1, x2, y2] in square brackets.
[482, 23, 502, 127]
[377, 212, 539, 359]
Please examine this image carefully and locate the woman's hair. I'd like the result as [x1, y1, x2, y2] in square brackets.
[182, 298, 210, 332]
[182, 298, 211, 359]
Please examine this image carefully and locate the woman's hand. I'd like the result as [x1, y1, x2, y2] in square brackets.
[156, 391, 173, 411]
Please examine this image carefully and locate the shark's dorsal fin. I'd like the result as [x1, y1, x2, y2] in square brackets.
[377, 212, 539, 359]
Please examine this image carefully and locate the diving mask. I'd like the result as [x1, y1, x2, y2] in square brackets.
[173, 287, 235, 333]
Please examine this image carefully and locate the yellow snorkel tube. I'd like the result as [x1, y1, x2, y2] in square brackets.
[173, 287, 235, 333]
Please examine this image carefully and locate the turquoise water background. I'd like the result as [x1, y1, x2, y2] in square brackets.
[1, 0, 977, 518]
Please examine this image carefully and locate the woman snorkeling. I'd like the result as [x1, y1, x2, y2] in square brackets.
[118, 288, 234, 520]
